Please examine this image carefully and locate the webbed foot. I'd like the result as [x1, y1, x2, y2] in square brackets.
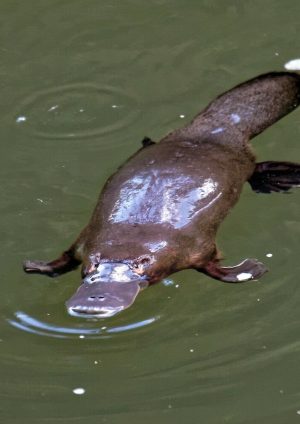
[23, 251, 80, 277]
[249, 161, 300, 193]
[23, 260, 59, 277]
[200, 258, 268, 283]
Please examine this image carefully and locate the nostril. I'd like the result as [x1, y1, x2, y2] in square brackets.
[88, 295, 105, 301]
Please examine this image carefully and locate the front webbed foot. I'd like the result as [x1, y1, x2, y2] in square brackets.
[23, 260, 60, 277]
[200, 258, 268, 283]
[23, 250, 80, 278]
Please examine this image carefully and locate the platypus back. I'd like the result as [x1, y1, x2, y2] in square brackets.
[167, 72, 300, 142]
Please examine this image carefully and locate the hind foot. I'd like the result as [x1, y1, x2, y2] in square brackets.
[199, 258, 268, 283]
[249, 161, 300, 193]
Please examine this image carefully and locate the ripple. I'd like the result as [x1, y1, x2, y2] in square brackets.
[7, 311, 158, 339]
[15, 83, 140, 139]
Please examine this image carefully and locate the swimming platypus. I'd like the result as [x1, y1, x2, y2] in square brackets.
[24, 72, 300, 318]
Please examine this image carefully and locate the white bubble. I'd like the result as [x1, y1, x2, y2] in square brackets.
[284, 59, 300, 71]
[179, 114, 185, 118]
[190, 349, 194, 353]
[16, 116, 27, 123]
[48, 105, 58, 112]
[266, 253, 273, 258]
[73, 387, 85, 395]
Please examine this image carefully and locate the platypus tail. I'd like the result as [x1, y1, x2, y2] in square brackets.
[186, 72, 300, 141]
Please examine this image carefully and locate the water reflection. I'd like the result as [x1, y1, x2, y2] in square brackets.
[109, 174, 219, 229]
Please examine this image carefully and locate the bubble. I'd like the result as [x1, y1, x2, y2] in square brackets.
[16, 116, 27, 123]
[284, 59, 300, 71]
[73, 387, 85, 395]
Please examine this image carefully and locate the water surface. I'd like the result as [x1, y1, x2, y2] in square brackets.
[1, 1, 300, 423]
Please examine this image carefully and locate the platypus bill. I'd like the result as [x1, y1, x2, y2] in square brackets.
[24, 72, 300, 318]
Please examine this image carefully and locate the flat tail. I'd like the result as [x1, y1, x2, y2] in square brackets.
[169, 72, 300, 143]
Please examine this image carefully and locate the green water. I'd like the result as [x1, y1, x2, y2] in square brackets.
[1, 1, 300, 423]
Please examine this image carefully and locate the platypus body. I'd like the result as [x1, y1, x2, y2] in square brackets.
[24, 72, 300, 317]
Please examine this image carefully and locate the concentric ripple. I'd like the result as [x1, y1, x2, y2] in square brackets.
[7, 311, 158, 339]
[15, 83, 140, 139]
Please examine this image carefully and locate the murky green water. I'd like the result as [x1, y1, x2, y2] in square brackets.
[1, 1, 300, 423]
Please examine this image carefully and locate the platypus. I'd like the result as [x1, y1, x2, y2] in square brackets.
[24, 72, 300, 318]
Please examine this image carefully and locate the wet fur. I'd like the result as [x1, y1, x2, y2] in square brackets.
[24, 72, 300, 316]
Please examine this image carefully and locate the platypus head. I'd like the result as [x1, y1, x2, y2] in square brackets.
[66, 261, 149, 318]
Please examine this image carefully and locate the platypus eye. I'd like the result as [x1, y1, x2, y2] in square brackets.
[131, 255, 152, 272]
[140, 257, 150, 265]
